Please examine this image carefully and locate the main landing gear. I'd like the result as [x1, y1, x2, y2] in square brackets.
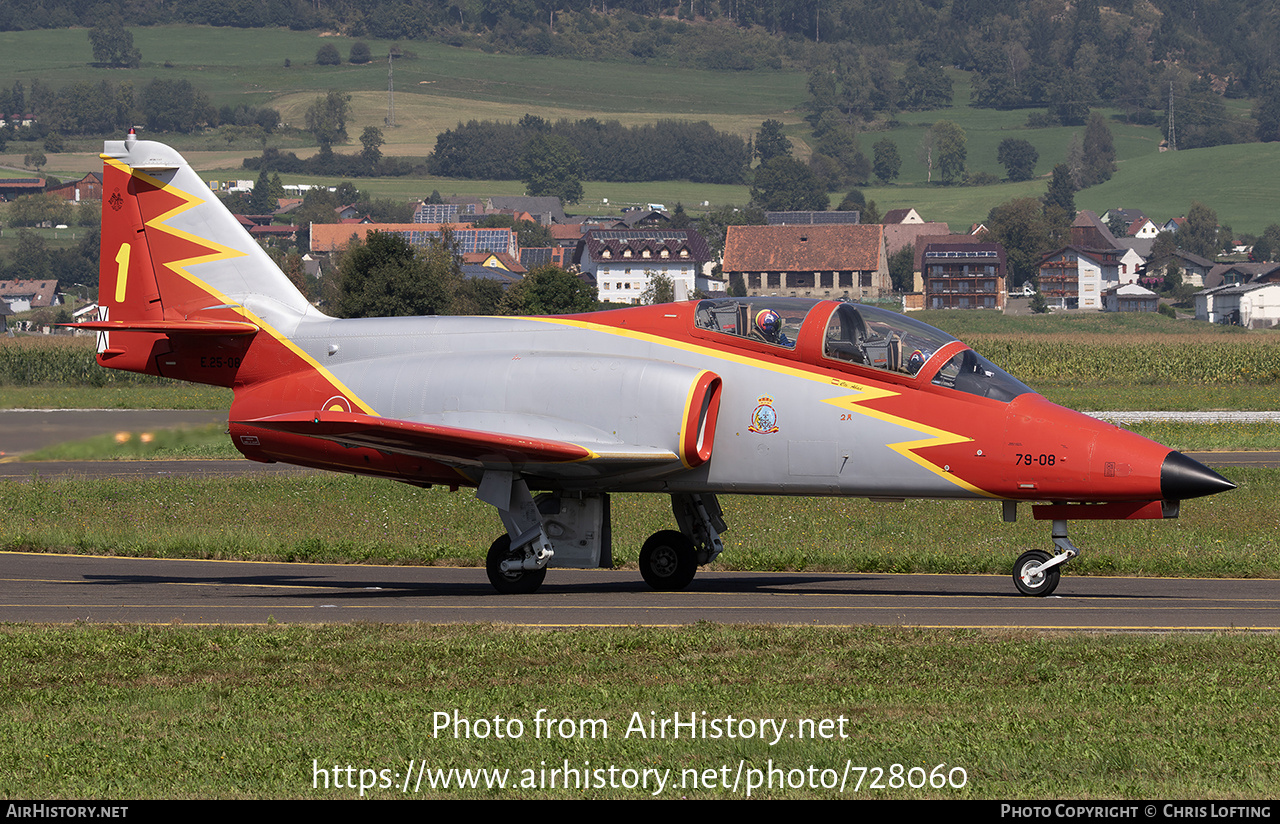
[477, 470, 725, 595]
[637, 494, 726, 591]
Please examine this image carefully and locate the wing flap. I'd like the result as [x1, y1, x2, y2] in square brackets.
[239, 410, 678, 469]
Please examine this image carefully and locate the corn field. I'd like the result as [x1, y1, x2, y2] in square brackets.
[0, 336, 164, 386]
[968, 334, 1280, 385]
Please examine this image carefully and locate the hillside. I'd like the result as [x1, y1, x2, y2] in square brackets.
[1, 26, 1279, 232]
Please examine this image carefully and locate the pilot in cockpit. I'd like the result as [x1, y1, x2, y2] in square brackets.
[754, 309, 791, 347]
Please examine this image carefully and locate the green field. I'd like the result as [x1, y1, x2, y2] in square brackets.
[4, 26, 1280, 232]
[3, 624, 1279, 799]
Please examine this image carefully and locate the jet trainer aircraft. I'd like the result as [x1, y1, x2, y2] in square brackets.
[75, 133, 1235, 596]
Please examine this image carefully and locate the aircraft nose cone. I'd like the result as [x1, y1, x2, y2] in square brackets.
[1160, 451, 1236, 500]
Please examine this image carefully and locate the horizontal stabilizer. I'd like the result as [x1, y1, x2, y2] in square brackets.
[67, 319, 259, 335]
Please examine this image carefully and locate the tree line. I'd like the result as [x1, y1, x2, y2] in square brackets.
[0, 78, 279, 138]
[3, 0, 1276, 107]
[427, 115, 749, 185]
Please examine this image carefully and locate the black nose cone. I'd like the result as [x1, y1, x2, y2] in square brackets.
[1161, 451, 1236, 500]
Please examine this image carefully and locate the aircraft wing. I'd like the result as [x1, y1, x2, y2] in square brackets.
[238, 410, 681, 471]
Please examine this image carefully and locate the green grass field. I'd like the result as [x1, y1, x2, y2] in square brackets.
[4, 26, 1280, 232]
[3, 624, 1279, 799]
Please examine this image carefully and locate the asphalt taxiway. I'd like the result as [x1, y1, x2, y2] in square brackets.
[4, 551, 1278, 629]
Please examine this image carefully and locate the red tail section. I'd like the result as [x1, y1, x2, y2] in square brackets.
[76, 145, 260, 386]
[73, 135, 369, 426]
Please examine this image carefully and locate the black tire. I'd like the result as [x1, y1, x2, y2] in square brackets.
[486, 535, 547, 595]
[639, 530, 698, 591]
[1013, 550, 1060, 597]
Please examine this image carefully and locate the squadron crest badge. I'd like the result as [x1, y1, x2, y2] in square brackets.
[748, 396, 779, 434]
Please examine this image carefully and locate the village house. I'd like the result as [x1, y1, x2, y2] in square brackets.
[910, 233, 989, 293]
[309, 223, 517, 257]
[920, 242, 1008, 310]
[0, 279, 60, 313]
[1195, 282, 1280, 328]
[1143, 250, 1214, 289]
[721, 224, 889, 300]
[45, 172, 102, 203]
[578, 229, 716, 304]
[1103, 283, 1159, 313]
[1037, 246, 1123, 310]
[0, 178, 46, 201]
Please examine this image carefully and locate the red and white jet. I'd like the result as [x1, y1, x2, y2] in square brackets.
[75, 133, 1235, 595]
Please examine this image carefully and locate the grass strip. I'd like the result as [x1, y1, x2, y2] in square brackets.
[2, 469, 1273, 579]
[0, 385, 233, 410]
[1, 624, 1278, 799]
[21, 424, 237, 461]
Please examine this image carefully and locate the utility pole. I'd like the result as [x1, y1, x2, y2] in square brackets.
[386, 50, 395, 128]
[1167, 82, 1176, 151]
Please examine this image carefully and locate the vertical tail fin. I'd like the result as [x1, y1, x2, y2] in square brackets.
[79, 131, 322, 385]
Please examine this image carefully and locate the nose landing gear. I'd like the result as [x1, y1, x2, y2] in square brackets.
[1012, 519, 1080, 597]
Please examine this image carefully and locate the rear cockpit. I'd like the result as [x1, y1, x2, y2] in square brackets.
[692, 298, 1031, 402]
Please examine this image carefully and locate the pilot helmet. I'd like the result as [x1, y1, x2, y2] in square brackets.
[755, 309, 782, 337]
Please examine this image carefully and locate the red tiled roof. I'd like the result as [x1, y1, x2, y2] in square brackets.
[0, 279, 59, 307]
[722, 224, 883, 272]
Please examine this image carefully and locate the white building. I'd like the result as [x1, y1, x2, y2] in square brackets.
[579, 229, 719, 304]
[1195, 282, 1280, 328]
[1038, 246, 1122, 310]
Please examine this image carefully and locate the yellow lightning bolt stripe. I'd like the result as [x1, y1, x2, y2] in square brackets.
[533, 315, 995, 497]
[104, 156, 377, 416]
[821, 391, 993, 498]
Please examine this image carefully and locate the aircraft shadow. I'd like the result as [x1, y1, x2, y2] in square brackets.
[77, 570, 1159, 601]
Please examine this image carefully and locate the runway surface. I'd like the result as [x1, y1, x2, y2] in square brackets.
[4, 551, 1278, 629]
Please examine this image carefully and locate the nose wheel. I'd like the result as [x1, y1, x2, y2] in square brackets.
[486, 534, 548, 595]
[1012, 519, 1081, 597]
[1013, 550, 1060, 597]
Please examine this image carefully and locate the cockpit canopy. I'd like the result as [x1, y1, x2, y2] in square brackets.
[693, 298, 1031, 403]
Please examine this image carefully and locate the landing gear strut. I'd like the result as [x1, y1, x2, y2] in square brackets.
[486, 534, 548, 595]
[477, 470, 555, 595]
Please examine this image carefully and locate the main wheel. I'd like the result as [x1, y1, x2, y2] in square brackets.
[486, 535, 547, 595]
[639, 530, 698, 591]
[1013, 550, 1060, 597]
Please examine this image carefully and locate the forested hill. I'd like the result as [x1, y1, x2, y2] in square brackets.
[4, 0, 1278, 112]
